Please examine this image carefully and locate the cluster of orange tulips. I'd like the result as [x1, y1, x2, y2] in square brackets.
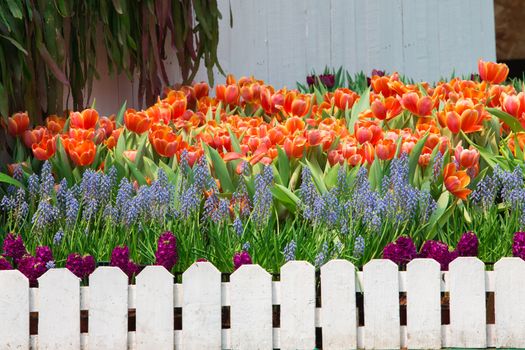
[4, 59, 521, 201]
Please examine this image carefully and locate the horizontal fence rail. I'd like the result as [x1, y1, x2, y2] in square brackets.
[0, 257, 522, 349]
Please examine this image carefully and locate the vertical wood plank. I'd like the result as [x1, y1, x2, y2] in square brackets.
[321, 259, 357, 350]
[230, 264, 272, 350]
[305, 0, 331, 73]
[280, 261, 315, 350]
[89, 267, 129, 350]
[38, 268, 80, 350]
[0, 270, 29, 349]
[406, 259, 441, 349]
[330, 0, 357, 73]
[182, 262, 222, 350]
[448, 257, 486, 348]
[136, 266, 174, 350]
[495, 257, 525, 348]
[363, 259, 400, 350]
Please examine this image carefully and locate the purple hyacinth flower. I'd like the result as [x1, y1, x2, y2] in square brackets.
[155, 231, 178, 271]
[419, 240, 457, 270]
[233, 251, 252, 270]
[82, 255, 96, 277]
[66, 253, 84, 278]
[110, 245, 137, 278]
[319, 74, 335, 88]
[18, 255, 47, 283]
[3, 233, 27, 262]
[0, 255, 13, 270]
[35, 246, 53, 264]
[513, 232, 525, 259]
[455, 231, 479, 257]
[382, 236, 417, 266]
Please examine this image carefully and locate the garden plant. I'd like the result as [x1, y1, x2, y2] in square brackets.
[2, 59, 525, 283]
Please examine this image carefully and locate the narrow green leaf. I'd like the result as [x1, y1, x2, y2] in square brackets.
[486, 107, 525, 133]
[116, 101, 127, 126]
[0, 173, 25, 189]
[204, 144, 235, 193]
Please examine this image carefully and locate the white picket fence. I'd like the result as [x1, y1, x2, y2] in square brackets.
[0, 257, 524, 349]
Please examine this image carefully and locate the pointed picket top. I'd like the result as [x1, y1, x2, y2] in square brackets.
[406, 258, 441, 349]
[230, 264, 272, 350]
[280, 261, 316, 350]
[182, 261, 222, 350]
[89, 267, 129, 350]
[363, 259, 400, 350]
[38, 268, 80, 350]
[494, 257, 525, 348]
[321, 259, 357, 350]
[0, 270, 29, 349]
[136, 266, 174, 350]
[448, 257, 486, 348]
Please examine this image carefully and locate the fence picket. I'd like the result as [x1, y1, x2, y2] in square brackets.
[230, 264, 272, 349]
[136, 266, 174, 350]
[38, 268, 80, 350]
[182, 262, 222, 350]
[406, 259, 441, 349]
[89, 267, 129, 350]
[448, 257, 486, 348]
[0, 270, 29, 349]
[321, 259, 357, 350]
[363, 259, 400, 349]
[494, 257, 525, 347]
[280, 261, 315, 350]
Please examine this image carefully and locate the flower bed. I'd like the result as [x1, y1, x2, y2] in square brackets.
[2, 59, 525, 278]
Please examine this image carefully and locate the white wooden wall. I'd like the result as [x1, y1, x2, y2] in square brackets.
[1, 257, 525, 349]
[88, 0, 496, 115]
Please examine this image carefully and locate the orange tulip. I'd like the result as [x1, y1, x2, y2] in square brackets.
[69, 128, 95, 140]
[70, 109, 98, 129]
[445, 108, 483, 134]
[32, 134, 56, 161]
[105, 128, 122, 150]
[7, 112, 29, 136]
[261, 87, 284, 114]
[46, 115, 66, 134]
[333, 88, 358, 110]
[124, 109, 152, 134]
[216, 84, 240, 105]
[149, 129, 186, 158]
[194, 82, 209, 99]
[123, 150, 137, 162]
[285, 116, 306, 135]
[443, 163, 472, 200]
[67, 139, 96, 166]
[283, 136, 307, 158]
[166, 90, 187, 119]
[376, 139, 396, 160]
[399, 92, 433, 117]
[370, 96, 402, 120]
[23, 127, 46, 149]
[98, 116, 115, 138]
[478, 59, 509, 84]
[454, 143, 479, 169]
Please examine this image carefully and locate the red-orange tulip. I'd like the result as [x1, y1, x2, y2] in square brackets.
[32, 134, 56, 161]
[399, 92, 433, 117]
[478, 59, 509, 84]
[123, 150, 137, 162]
[46, 115, 66, 134]
[454, 143, 480, 169]
[285, 116, 306, 135]
[7, 112, 29, 136]
[445, 109, 483, 134]
[283, 136, 307, 158]
[333, 88, 358, 110]
[370, 96, 402, 120]
[124, 109, 152, 134]
[23, 127, 46, 149]
[70, 109, 99, 129]
[166, 90, 187, 119]
[67, 139, 96, 166]
[149, 129, 186, 158]
[194, 82, 209, 100]
[376, 139, 396, 160]
[443, 163, 472, 200]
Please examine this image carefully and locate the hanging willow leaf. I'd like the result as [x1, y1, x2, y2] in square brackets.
[0, 34, 28, 55]
[37, 42, 69, 86]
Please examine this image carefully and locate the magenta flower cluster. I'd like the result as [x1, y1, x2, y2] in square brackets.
[66, 253, 96, 279]
[383, 232, 480, 270]
[110, 246, 139, 278]
[233, 251, 252, 270]
[513, 232, 525, 259]
[155, 231, 178, 271]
